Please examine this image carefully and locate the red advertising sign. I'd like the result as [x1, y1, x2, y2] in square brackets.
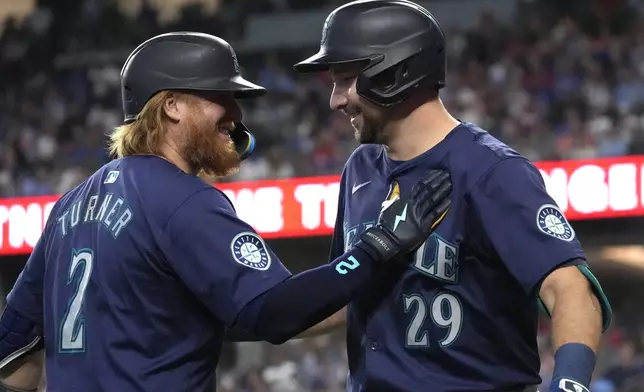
[1, 156, 643, 255]
[538, 156, 644, 220]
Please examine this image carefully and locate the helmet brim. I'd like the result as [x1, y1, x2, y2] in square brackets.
[218, 75, 267, 99]
[293, 50, 380, 73]
[182, 75, 267, 99]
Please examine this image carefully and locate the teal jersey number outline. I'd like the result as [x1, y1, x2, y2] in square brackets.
[59, 248, 94, 353]
[345, 222, 464, 349]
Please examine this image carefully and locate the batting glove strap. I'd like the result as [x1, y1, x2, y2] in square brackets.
[355, 227, 400, 263]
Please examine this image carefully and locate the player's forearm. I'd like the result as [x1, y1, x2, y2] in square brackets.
[233, 247, 377, 344]
[548, 289, 601, 389]
[293, 307, 347, 339]
[540, 266, 603, 388]
[551, 291, 602, 352]
[541, 272, 602, 352]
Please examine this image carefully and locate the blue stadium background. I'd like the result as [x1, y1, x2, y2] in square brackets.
[0, 0, 644, 391]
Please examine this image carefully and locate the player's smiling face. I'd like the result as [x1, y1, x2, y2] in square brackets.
[329, 63, 391, 145]
[171, 92, 242, 177]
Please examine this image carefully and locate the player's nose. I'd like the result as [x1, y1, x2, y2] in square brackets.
[330, 87, 349, 111]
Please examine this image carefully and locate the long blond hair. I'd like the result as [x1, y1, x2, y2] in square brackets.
[108, 91, 172, 158]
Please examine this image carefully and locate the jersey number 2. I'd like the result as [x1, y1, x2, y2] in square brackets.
[59, 249, 94, 353]
[404, 292, 462, 347]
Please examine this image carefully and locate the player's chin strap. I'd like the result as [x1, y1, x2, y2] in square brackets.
[0, 381, 37, 392]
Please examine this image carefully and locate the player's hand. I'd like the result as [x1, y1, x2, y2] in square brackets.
[355, 170, 452, 263]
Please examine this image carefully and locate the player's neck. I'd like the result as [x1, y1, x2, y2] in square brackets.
[385, 99, 460, 161]
[158, 141, 197, 175]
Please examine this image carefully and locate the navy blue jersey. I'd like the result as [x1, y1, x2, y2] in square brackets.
[332, 123, 585, 392]
[6, 156, 291, 392]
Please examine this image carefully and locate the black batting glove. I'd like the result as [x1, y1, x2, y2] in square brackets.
[355, 170, 452, 263]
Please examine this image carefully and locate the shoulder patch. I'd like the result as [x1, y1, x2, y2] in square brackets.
[536, 204, 575, 242]
[230, 232, 271, 270]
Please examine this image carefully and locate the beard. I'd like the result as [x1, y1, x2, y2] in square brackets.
[351, 105, 388, 145]
[181, 113, 241, 178]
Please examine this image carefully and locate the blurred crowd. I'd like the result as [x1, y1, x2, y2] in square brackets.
[217, 331, 349, 392]
[0, 0, 642, 196]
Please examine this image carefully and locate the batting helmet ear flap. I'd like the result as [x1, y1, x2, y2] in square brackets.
[230, 123, 256, 161]
[356, 34, 446, 107]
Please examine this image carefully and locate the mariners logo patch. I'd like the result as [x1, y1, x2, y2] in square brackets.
[230, 232, 271, 270]
[536, 204, 575, 242]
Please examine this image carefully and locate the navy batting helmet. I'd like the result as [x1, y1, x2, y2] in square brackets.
[294, 0, 446, 107]
[120, 32, 265, 160]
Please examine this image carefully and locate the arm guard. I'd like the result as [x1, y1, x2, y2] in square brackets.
[0, 307, 43, 370]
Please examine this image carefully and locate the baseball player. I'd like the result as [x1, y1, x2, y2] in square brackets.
[0, 32, 453, 391]
[293, 1, 613, 391]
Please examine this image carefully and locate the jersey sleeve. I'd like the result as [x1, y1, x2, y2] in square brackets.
[162, 188, 292, 326]
[470, 157, 585, 295]
[328, 172, 346, 263]
[6, 209, 56, 325]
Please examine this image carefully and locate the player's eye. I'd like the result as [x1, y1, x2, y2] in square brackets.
[341, 74, 357, 83]
[331, 72, 354, 84]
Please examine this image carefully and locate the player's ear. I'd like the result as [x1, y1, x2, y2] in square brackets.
[162, 92, 182, 123]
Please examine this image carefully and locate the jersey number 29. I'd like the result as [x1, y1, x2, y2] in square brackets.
[404, 292, 462, 348]
[59, 249, 94, 353]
